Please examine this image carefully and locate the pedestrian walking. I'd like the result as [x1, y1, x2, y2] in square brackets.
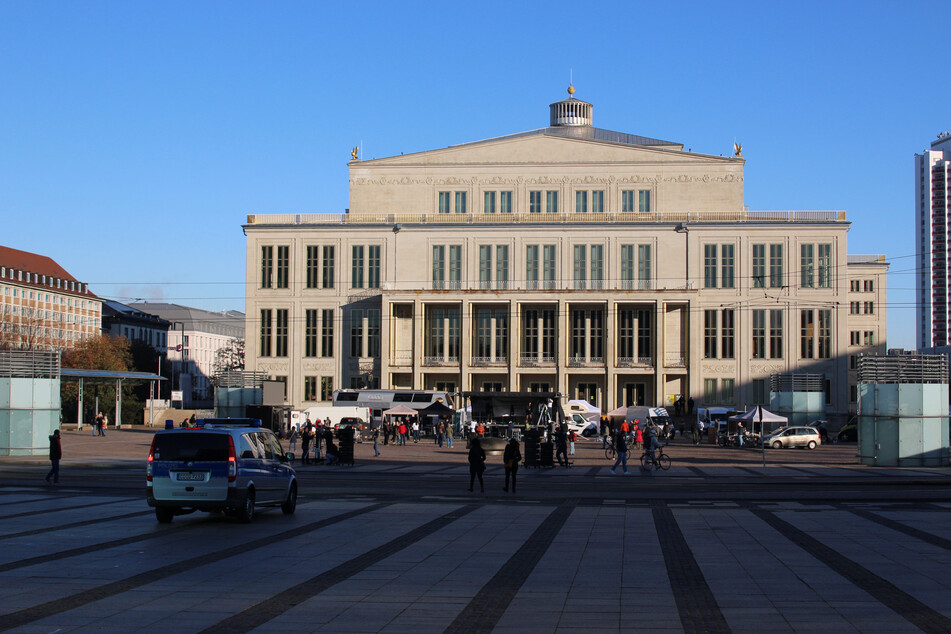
[45, 429, 62, 484]
[611, 429, 630, 475]
[101, 414, 108, 436]
[503, 438, 521, 493]
[555, 427, 569, 467]
[383, 421, 390, 445]
[446, 420, 454, 448]
[634, 421, 644, 450]
[467, 437, 486, 493]
[412, 420, 420, 443]
[301, 424, 313, 464]
[372, 426, 380, 456]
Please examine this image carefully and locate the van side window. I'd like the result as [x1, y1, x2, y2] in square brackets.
[238, 434, 258, 459]
[266, 433, 285, 459]
[256, 433, 274, 460]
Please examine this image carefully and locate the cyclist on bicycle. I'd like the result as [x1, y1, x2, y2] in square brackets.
[646, 427, 662, 467]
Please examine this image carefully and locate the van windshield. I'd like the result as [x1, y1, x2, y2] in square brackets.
[153, 433, 230, 462]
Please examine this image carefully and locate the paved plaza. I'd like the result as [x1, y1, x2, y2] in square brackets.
[1, 429, 951, 632]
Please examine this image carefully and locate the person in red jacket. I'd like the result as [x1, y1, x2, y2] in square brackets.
[634, 421, 644, 450]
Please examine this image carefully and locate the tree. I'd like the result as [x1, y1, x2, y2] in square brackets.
[213, 337, 245, 376]
[0, 305, 55, 350]
[61, 335, 134, 424]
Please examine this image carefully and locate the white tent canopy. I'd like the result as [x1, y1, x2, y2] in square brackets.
[382, 405, 418, 416]
[732, 406, 787, 425]
[606, 406, 628, 418]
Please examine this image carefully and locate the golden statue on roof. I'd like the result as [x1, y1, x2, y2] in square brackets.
[733, 141, 743, 157]
[351, 146, 359, 160]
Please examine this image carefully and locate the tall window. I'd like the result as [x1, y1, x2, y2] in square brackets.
[590, 244, 603, 289]
[721, 379, 735, 404]
[704, 379, 718, 403]
[522, 308, 555, 360]
[455, 191, 467, 214]
[543, 245, 557, 289]
[753, 310, 766, 359]
[621, 190, 635, 213]
[769, 309, 783, 358]
[438, 191, 451, 214]
[350, 309, 364, 357]
[305, 309, 319, 357]
[306, 246, 319, 289]
[721, 309, 735, 358]
[474, 308, 508, 360]
[276, 246, 289, 289]
[367, 245, 381, 289]
[769, 244, 784, 288]
[260, 246, 273, 288]
[752, 244, 765, 288]
[526, 245, 539, 289]
[496, 245, 509, 289]
[274, 309, 288, 357]
[704, 245, 718, 288]
[800, 310, 815, 358]
[529, 191, 542, 214]
[592, 190, 604, 213]
[321, 309, 334, 357]
[439, 191, 467, 214]
[367, 309, 381, 357]
[320, 376, 334, 401]
[260, 309, 272, 357]
[351, 246, 365, 289]
[704, 310, 718, 358]
[304, 376, 317, 402]
[621, 245, 635, 289]
[801, 309, 832, 359]
[322, 245, 335, 289]
[479, 245, 492, 289]
[574, 190, 604, 213]
[818, 244, 832, 288]
[432, 245, 460, 289]
[573, 245, 587, 289]
[546, 190, 559, 213]
[569, 309, 604, 361]
[575, 190, 588, 213]
[425, 307, 460, 361]
[721, 245, 735, 288]
[801, 244, 815, 288]
[638, 244, 652, 289]
[432, 245, 445, 289]
[638, 190, 651, 212]
[448, 245, 461, 290]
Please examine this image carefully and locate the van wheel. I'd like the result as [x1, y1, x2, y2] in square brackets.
[237, 489, 255, 523]
[282, 482, 298, 515]
[155, 507, 174, 524]
[807, 440, 817, 450]
[772, 441, 783, 449]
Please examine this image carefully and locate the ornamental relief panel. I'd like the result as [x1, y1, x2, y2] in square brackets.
[350, 173, 743, 187]
[749, 363, 785, 376]
[700, 361, 737, 373]
[257, 362, 289, 373]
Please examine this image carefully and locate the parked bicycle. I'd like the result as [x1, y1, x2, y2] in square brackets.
[640, 450, 671, 471]
[604, 438, 616, 461]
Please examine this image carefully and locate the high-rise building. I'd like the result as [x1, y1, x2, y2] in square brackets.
[243, 88, 887, 417]
[916, 133, 951, 349]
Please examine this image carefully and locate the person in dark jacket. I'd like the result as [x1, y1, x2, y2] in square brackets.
[503, 438, 522, 493]
[46, 430, 62, 484]
[468, 437, 486, 493]
[611, 429, 630, 475]
[300, 423, 312, 464]
[554, 428, 569, 467]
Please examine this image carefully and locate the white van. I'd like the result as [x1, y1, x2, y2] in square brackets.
[624, 406, 671, 427]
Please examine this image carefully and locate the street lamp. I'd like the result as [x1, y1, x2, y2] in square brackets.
[170, 321, 185, 406]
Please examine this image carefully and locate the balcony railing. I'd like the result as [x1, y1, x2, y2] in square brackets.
[617, 356, 654, 368]
[664, 354, 686, 368]
[248, 210, 847, 226]
[567, 356, 604, 367]
[471, 356, 508, 367]
[519, 355, 556, 367]
[423, 356, 459, 367]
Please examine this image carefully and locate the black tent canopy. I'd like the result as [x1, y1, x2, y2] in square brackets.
[463, 391, 564, 422]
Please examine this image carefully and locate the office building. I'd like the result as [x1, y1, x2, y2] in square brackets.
[916, 133, 951, 348]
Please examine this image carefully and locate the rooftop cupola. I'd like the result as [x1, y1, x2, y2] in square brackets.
[549, 84, 593, 127]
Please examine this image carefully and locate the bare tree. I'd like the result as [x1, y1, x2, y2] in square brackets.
[213, 337, 245, 375]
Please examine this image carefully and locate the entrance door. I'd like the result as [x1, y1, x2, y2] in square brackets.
[622, 383, 646, 407]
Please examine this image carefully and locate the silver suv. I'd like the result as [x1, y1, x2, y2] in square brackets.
[147, 419, 297, 523]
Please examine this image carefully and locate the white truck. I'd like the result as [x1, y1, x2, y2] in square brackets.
[300, 406, 371, 429]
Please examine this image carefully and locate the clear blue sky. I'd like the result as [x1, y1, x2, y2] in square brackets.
[2, 1, 948, 348]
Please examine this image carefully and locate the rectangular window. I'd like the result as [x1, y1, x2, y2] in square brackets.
[721, 245, 735, 288]
[863, 279, 874, 292]
[275, 309, 288, 357]
[704, 378, 718, 404]
[638, 309, 652, 360]
[367, 245, 381, 289]
[526, 245, 539, 289]
[638, 244, 652, 289]
[721, 309, 735, 358]
[454, 191, 467, 214]
[621, 190, 635, 213]
[801, 244, 815, 288]
[304, 376, 317, 402]
[320, 376, 334, 401]
[571, 310, 586, 359]
[752, 378, 768, 405]
[432, 245, 445, 289]
[479, 245, 492, 289]
[261, 246, 273, 288]
[499, 191, 513, 214]
[769, 244, 783, 288]
[438, 191, 452, 214]
[850, 330, 860, 346]
[276, 246, 289, 289]
[350, 309, 364, 358]
[864, 330, 875, 346]
[752, 244, 766, 288]
[260, 309, 272, 357]
[484, 191, 496, 214]
[449, 245, 462, 290]
[590, 244, 603, 290]
[704, 310, 717, 358]
[367, 309, 381, 357]
[704, 245, 718, 288]
[752, 309, 765, 359]
[800, 310, 815, 359]
[818, 244, 832, 288]
[576, 190, 588, 213]
[638, 190, 651, 212]
[621, 245, 635, 289]
[351, 245, 365, 289]
[306, 246, 319, 289]
[618, 309, 634, 358]
[592, 190, 604, 213]
[305, 309, 319, 357]
[496, 245, 509, 289]
[721, 379, 735, 404]
[546, 190, 558, 213]
[850, 280, 860, 292]
[321, 309, 334, 357]
[865, 301, 874, 315]
[529, 191, 542, 214]
[542, 245, 557, 289]
[769, 309, 783, 358]
[573, 245, 587, 289]
[818, 309, 831, 359]
[322, 246, 335, 289]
